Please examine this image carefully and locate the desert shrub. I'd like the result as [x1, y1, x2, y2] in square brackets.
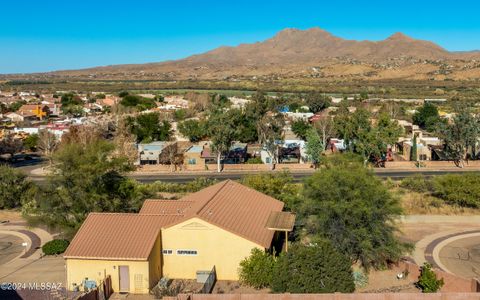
[432, 173, 480, 207]
[272, 242, 355, 293]
[246, 157, 263, 164]
[238, 248, 275, 289]
[148, 178, 217, 194]
[417, 263, 444, 293]
[42, 239, 70, 255]
[400, 175, 432, 193]
[353, 270, 368, 288]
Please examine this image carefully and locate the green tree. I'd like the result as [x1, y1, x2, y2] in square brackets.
[23, 138, 152, 236]
[241, 171, 300, 210]
[118, 91, 129, 97]
[334, 109, 402, 163]
[178, 119, 206, 142]
[359, 91, 369, 100]
[0, 165, 35, 209]
[245, 91, 268, 121]
[9, 100, 26, 112]
[305, 128, 324, 168]
[410, 134, 418, 162]
[207, 112, 235, 172]
[417, 263, 444, 293]
[413, 102, 442, 132]
[210, 94, 231, 109]
[257, 114, 285, 170]
[62, 105, 84, 117]
[226, 109, 258, 143]
[300, 157, 412, 270]
[60, 93, 83, 116]
[437, 106, 480, 166]
[126, 113, 172, 143]
[239, 248, 276, 289]
[272, 242, 355, 293]
[173, 109, 187, 121]
[23, 133, 39, 151]
[120, 95, 156, 111]
[291, 120, 311, 140]
[305, 92, 332, 113]
[60, 93, 83, 106]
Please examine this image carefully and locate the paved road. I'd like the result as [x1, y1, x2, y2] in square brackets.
[27, 169, 480, 184]
[437, 234, 480, 279]
[0, 234, 24, 265]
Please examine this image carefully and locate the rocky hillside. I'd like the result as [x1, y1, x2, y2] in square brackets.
[34, 28, 480, 81]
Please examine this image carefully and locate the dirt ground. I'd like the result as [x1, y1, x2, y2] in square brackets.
[213, 281, 270, 294]
[356, 269, 419, 293]
[398, 223, 477, 244]
[0, 210, 25, 223]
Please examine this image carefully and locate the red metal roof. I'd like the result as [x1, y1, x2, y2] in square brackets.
[141, 180, 285, 248]
[64, 213, 183, 260]
[65, 181, 285, 260]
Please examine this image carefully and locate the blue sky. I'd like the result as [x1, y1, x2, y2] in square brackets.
[1, 0, 480, 74]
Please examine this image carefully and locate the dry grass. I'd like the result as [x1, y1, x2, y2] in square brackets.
[0, 209, 24, 222]
[393, 188, 480, 215]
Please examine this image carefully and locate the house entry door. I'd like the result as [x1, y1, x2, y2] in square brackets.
[119, 265, 130, 292]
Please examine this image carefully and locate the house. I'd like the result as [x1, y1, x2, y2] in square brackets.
[279, 140, 307, 163]
[17, 104, 51, 120]
[64, 181, 294, 294]
[401, 141, 431, 161]
[5, 112, 37, 123]
[224, 142, 248, 164]
[137, 142, 168, 165]
[228, 97, 251, 109]
[183, 145, 205, 170]
[396, 134, 442, 161]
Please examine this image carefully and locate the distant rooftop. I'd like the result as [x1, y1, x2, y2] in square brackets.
[186, 145, 203, 153]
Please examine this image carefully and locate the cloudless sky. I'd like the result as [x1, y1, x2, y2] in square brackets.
[1, 0, 480, 74]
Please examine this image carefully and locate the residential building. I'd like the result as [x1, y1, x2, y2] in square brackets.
[183, 145, 205, 170]
[64, 181, 294, 294]
[5, 112, 37, 123]
[17, 104, 51, 120]
[137, 142, 168, 165]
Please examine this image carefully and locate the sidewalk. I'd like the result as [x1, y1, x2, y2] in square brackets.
[0, 223, 54, 279]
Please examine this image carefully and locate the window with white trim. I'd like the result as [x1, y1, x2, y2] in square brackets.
[176, 249, 198, 256]
[162, 249, 173, 255]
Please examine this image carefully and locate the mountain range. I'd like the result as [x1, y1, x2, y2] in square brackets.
[41, 28, 480, 82]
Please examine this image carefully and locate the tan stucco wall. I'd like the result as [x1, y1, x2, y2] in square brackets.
[161, 217, 264, 280]
[148, 233, 162, 288]
[66, 234, 162, 294]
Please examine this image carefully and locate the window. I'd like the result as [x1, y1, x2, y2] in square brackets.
[266, 157, 271, 163]
[188, 158, 197, 165]
[176, 249, 198, 256]
[162, 249, 173, 255]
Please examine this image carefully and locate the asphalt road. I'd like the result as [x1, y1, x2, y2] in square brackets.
[28, 169, 480, 184]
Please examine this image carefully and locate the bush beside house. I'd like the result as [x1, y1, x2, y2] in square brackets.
[42, 239, 70, 255]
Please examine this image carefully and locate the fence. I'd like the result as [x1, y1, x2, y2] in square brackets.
[167, 294, 480, 300]
[76, 276, 113, 300]
[200, 266, 216, 294]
